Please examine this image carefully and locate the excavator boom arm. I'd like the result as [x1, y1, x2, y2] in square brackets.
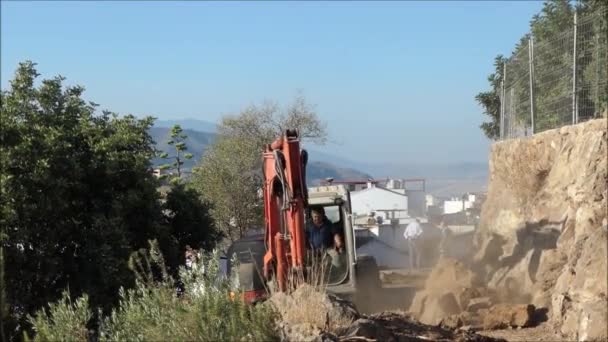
[262, 130, 308, 291]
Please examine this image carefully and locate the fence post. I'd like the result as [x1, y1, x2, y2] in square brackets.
[594, 22, 600, 118]
[528, 37, 535, 135]
[500, 63, 506, 140]
[572, 11, 578, 124]
[502, 63, 507, 139]
[509, 87, 515, 138]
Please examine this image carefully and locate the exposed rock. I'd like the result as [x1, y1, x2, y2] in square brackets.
[442, 311, 484, 330]
[472, 119, 607, 339]
[552, 227, 608, 341]
[482, 304, 536, 330]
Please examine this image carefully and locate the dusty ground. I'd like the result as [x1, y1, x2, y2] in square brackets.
[272, 284, 507, 342]
[355, 312, 506, 342]
[369, 262, 568, 342]
[478, 325, 564, 342]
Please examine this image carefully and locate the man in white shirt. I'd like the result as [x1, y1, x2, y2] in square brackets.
[404, 218, 423, 270]
[438, 220, 450, 258]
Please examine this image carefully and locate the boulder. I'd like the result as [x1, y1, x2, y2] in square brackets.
[482, 304, 535, 330]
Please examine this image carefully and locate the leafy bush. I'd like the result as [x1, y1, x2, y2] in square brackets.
[25, 292, 92, 342]
[26, 241, 279, 342]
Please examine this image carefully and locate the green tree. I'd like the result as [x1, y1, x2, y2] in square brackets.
[0, 61, 169, 336]
[578, 0, 608, 118]
[158, 124, 193, 182]
[192, 135, 263, 245]
[154, 124, 218, 270]
[160, 183, 221, 270]
[476, 55, 506, 140]
[481, 0, 607, 137]
[0, 238, 7, 342]
[191, 94, 327, 245]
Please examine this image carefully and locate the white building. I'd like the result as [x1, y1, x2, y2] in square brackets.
[350, 184, 410, 222]
[326, 178, 427, 220]
[426, 194, 438, 207]
[442, 193, 477, 214]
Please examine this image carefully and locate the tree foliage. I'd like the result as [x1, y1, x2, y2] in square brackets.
[191, 94, 327, 245]
[192, 135, 263, 245]
[219, 94, 327, 147]
[476, 55, 506, 140]
[0, 61, 167, 335]
[477, 0, 607, 138]
[0, 61, 218, 338]
[161, 183, 221, 268]
[158, 124, 194, 182]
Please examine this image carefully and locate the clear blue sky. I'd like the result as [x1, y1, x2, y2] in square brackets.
[1, 1, 544, 163]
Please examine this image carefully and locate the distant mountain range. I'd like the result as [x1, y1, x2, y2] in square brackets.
[150, 119, 488, 195]
[149, 126, 371, 185]
[150, 127, 215, 170]
[155, 119, 217, 133]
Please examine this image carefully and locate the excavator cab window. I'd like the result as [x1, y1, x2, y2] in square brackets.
[304, 205, 343, 247]
[305, 204, 349, 285]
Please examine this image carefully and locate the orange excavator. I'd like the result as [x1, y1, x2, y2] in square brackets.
[226, 129, 381, 307]
[261, 129, 309, 292]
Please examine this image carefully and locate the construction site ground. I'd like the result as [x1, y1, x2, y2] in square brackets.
[365, 268, 564, 342]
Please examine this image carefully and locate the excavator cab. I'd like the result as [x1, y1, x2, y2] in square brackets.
[307, 185, 381, 303]
[304, 203, 349, 285]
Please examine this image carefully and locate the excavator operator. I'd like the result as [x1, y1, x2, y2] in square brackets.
[306, 207, 344, 253]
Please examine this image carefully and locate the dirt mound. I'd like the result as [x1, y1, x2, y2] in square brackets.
[271, 285, 502, 342]
[408, 257, 550, 336]
[409, 258, 485, 325]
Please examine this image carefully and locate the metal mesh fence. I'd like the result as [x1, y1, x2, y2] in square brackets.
[500, 9, 607, 139]
[577, 10, 608, 123]
[502, 43, 531, 138]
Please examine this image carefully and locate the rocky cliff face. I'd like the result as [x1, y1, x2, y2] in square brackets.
[472, 118, 607, 340]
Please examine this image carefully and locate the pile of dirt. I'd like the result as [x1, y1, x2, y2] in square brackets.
[408, 258, 547, 333]
[270, 284, 503, 342]
[409, 258, 483, 325]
